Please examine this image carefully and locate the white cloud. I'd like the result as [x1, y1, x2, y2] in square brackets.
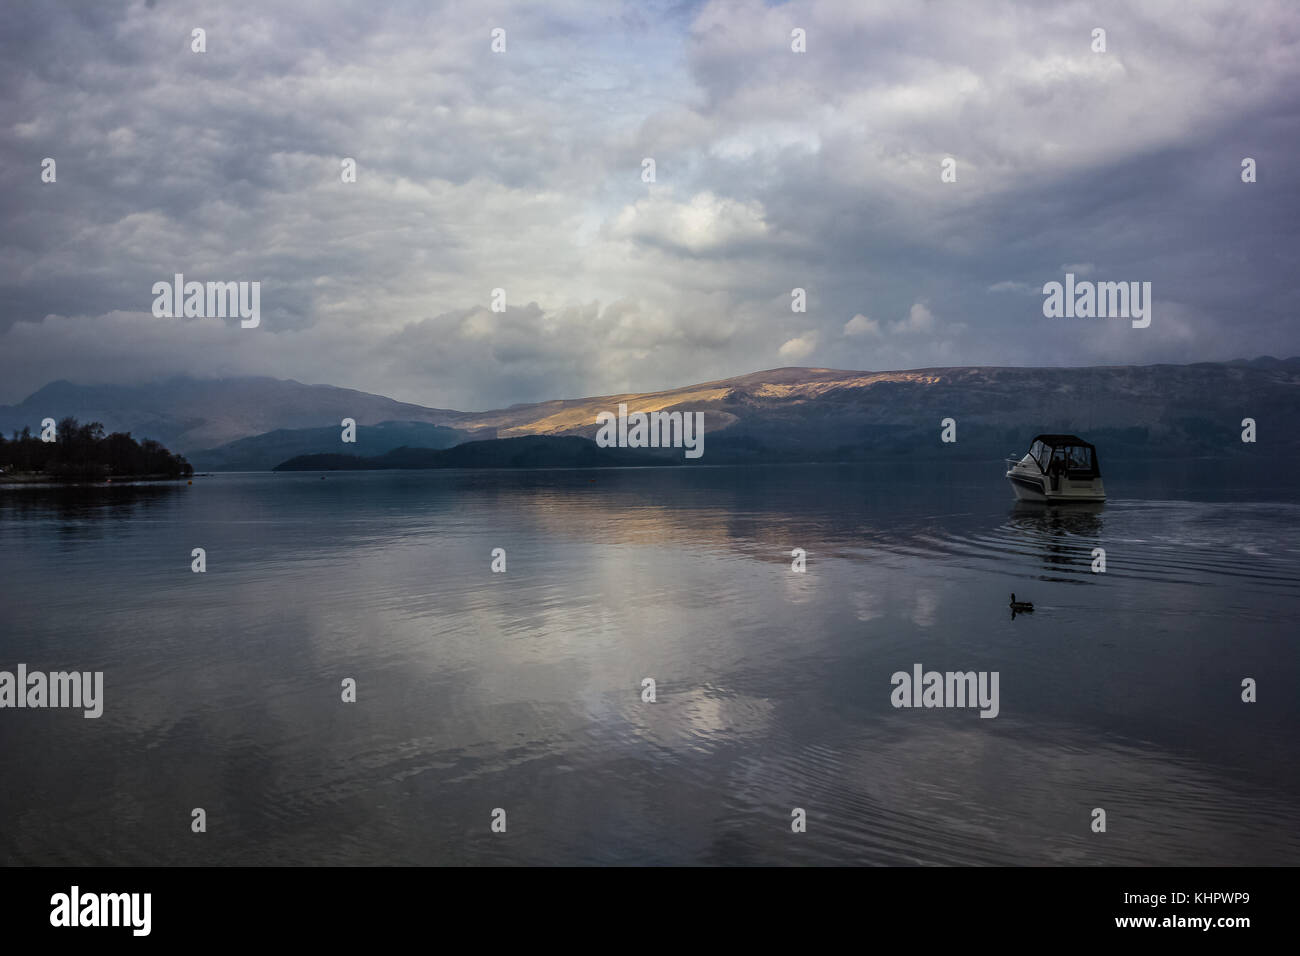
[778, 332, 818, 360]
[893, 303, 935, 335]
[608, 191, 769, 254]
[844, 313, 881, 336]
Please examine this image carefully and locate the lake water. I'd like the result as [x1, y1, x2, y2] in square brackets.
[1, 463, 1298, 865]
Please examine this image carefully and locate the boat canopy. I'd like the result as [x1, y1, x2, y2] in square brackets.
[1024, 434, 1100, 478]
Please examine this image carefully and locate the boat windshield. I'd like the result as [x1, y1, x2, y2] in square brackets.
[1047, 444, 1095, 474]
[1027, 440, 1097, 475]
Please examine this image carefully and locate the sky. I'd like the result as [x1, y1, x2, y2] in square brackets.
[2, 0, 1298, 410]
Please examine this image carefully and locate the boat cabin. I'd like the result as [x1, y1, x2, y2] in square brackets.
[1023, 434, 1100, 480]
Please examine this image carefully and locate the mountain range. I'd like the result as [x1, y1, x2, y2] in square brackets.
[274, 435, 676, 471]
[2, 358, 1297, 469]
[0, 377, 465, 453]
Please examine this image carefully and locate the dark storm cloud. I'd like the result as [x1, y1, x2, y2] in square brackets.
[1, 0, 1297, 408]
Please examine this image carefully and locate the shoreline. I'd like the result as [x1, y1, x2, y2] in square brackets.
[0, 472, 191, 486]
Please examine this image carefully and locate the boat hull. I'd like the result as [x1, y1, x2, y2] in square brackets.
[1006, 469, 1105, 502]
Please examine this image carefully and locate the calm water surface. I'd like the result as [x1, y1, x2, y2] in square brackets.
[1, 463, 1297, 865]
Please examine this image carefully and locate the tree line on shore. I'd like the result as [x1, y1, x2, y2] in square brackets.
[0, 417, 193, 479]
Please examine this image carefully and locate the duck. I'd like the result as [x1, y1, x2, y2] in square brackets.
[1009, 593, 1034, 612]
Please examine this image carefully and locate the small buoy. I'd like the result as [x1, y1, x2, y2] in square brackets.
[187, 480, 192, 485]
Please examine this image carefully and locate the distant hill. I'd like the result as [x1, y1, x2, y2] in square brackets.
[274, 435, 678, 471]
[188, 420, 471, 471]
[5, 359, 1298, 467]
[0, 376, 473, 453]
[438, 360, 1300, 462]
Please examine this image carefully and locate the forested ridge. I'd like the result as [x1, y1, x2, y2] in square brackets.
[0, 417, 193, 479]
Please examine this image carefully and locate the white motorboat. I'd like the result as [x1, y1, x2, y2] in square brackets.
[1005, 434, 1106, 502]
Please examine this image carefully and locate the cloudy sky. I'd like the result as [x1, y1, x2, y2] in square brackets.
[2, 0, 1297, 410]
